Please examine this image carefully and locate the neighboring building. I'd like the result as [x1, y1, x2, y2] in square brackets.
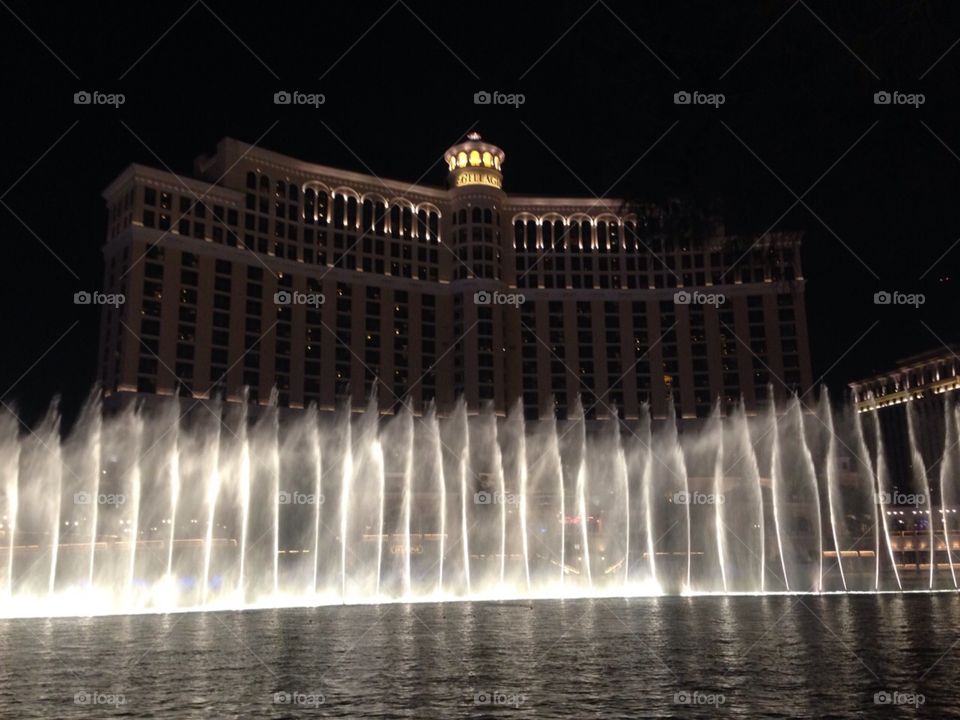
[98, 133, 812, 420]
[850, 346, 960, 491]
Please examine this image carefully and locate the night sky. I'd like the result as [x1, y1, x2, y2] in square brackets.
[2, 1, 958, 427]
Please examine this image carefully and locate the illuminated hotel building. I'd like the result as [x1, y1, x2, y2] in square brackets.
[850, 347, 960, 489]
[99, 133, 812, 420]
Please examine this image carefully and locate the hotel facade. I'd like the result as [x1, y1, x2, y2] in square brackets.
[99, 134, 812, 421]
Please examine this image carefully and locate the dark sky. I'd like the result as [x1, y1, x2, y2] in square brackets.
[2, 1, 959, 426]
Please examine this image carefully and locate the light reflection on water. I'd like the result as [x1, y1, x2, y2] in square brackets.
[0, 594, 958, 718]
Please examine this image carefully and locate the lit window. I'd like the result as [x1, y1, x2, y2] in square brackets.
[469, 150, 481, 166]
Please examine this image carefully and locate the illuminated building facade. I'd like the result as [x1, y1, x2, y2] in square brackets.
[99, 133, 812, 420]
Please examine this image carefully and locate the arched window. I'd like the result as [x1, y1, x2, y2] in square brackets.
[316, 191, 329, 226]
[428, 212, 439, 242]
[375, 202, 387, 235]
[333, 194, 346, 227]
[458, 208, 467, 225]
[390, 205, 401, 238]
[402, 206, 413, 237]
[362, 199, 374, 232]
[289, 184, 298, 202]
[246, 171, 256, 189]
[276, 180, 286, 198]
[416, 209, 428, 239]
[526, 220, 537, 252]
[472, 207, 482, 224]
[513, 220, 524, 250]
[304, 188, 316, 224]
[347, 196, 358, 229]
[482, 208, 492, 224]
[259, 174, 270, 191]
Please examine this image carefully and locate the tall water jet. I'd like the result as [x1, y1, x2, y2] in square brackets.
[270, 396, 280, 596]
[571, 399, 592, 589]
[125, 412, 144, 600]
[821, 392, 847, 591]
[339, 400, 353, 600]
[616, 417, 630, 588]
[201, 402, 223, 606]
[852, 407, 881, 590]
[492, 412, 507, 586]
[166, 433, 180, 581]
[457, 400, 471, 594]
[906, 404, 935, 589]
[736, 399, 765, 593]
[768, 396, 790, 591]
[939, 398, 958, 588]
[788, 395, 823, 592]
[237, 399, 250, 597]
[711, 405, 727, 593]
[512, 402, 531, 591]
[373, 438, 386, 597]
[641, 407, 657, 587]
[401, 407, 414, 597]
[84, 400, 103, 588]
[1, 413, 19, 598]
[429, 405, 446, 593]
[872, 409, 902, 590]
[310, 408, 323, 594]
[548, 407, 566, 588]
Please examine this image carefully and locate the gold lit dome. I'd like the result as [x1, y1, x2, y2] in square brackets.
[444, 133, 505, 189]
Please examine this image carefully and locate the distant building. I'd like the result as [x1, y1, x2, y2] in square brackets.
[850, 346, 960, 490]
[98, 134, 811, 420]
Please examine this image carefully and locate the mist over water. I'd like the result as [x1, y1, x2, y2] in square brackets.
[0, 387, 957, 618]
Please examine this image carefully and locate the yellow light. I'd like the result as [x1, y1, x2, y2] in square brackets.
[457, 151, 467, 168]
[469, 150, 481, 166]
[482, 151, 492, 167]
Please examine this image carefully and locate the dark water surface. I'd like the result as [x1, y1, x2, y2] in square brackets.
[1, 594, 958, 718]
